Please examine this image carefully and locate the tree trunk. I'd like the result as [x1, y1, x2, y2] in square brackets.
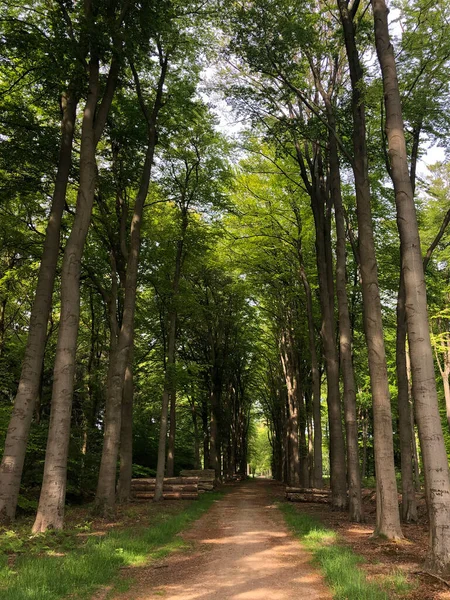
[327, 107, 363, 522]
[311, 179, 347, 510]
[299, 266, 323, 488]
[373, 0, 450, 568]
[361, 409, 368, 482]
[209, 380, 221, 480]
[32, 58, 107, 533]
[396, 276, 417, 522]
[95, 58, 166, 515]
[155, 209, 187, 501]
[166, 390, 176, 477]
[338, 0, 403, 539]
[280, 328, 300, 487]
[117, 347, 134, 503]
[201, 396, 210, 469]
[190, 399, 201, 470]
[0, 90, 77, 524]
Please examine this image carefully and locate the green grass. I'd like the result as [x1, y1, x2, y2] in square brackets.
[0, 492, 223, 600]
[279, 503, 413, 600]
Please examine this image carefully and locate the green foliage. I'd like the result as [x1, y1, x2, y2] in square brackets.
[248, 422, 272, 476]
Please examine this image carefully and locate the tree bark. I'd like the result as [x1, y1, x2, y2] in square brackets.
[299, 264, 323, 488]
[328, 113, 363, 522]
[95, 57, 167, 515]
[117, 345, 134, 503]
[396, 275, 417, 522]
[311, 174, 347, 510]
[280, 327, 300, 487]
[166, 390, 176, 477]
[0, 90, 77, 524]
[32, 55, 112, 533]
[338, 0, 403, 538]
[373, 0, 450, 564]
[154, 210, 188, 500]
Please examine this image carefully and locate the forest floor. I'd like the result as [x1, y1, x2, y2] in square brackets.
[109, 478, 332, 600]
[107, 479, 450, 600]
[297, 490, 450, 600]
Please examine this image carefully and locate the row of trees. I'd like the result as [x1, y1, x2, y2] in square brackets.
[2, 0, 450, 578]
[219, 0, 450, 574]
[0, 0, 258, 530]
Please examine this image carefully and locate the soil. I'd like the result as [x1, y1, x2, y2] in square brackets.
[110, 479, 332, 600]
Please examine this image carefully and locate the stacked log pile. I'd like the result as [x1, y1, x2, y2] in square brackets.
[131, 477, 199, 500]
[285, 487, 331, 503]
[180, 469, 216, 492]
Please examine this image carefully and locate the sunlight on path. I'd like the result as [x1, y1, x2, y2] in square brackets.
[112, 480, 331, 600]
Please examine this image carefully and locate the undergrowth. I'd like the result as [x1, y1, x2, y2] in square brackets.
[279, 503, 413, 600]
[0, 492, 222, 600]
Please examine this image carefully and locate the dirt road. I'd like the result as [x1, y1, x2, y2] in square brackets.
[114, 479, 332, 600]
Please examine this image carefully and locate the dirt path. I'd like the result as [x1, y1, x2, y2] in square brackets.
[113, 479, 331, 600]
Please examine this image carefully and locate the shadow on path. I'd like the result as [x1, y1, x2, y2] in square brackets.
[112, 479, 331, 600]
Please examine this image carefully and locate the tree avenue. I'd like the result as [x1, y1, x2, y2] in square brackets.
[2, 0, 450, 580]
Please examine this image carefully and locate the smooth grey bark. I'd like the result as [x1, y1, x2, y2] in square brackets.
[208, 368, 221, 480]
[373, 0, 450, 569]
[329, 123, 363, 522]
[293, 141, 347, 508]
[166, 390, 176, 477]
[280, 327, 300, 487]
[117, 346, 134, 503]
[307, 49, 363, 515]
[32, 47, 121, 532]
[154, 210, 188, 500]
[311, 172, 347, 510]
[0, 90, 77, 524]
[300, 267, 323, 489]
[396, 274, 417, 522]
[95, 57, 167, 515]
[338, 0, 403, 538]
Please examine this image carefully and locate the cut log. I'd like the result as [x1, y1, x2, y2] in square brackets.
[131, 484, 198, 493]
[131, 477, 199, 485]
[286, 492, 330, 503]
[180, 469, 215, 480]
[134, 492, 198, 500]
[285, 487, 331, 494]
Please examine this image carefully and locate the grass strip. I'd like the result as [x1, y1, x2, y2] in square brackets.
[279, 503, 411, 600]
[0, 492, 223, 600]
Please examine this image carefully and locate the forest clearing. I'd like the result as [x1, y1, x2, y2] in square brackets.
[2, 0, 450, 597]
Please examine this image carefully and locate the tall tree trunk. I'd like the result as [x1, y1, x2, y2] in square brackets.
[361, 409, 368, 482]
[32, 54, 115, 532]
[299, 265, 323, 488]
[117, 346, 134, 503]
[154, 209, 187, 501]
[209, 376, 221, 480]
[311, 179, 347, 510]
[95, 57, 166, 515]
[396, 276, 417, 522]
[280, 328, 300, 487]
[166, 390, 176, 477]
[338, 0, 403, 539]
[0, 90, 77, 524]
[201, 395, 210, 469]
[189, 398, 201, 470]
[297, 375, 309, 488]
[373, 0, 450, 569]
[327, 106, 363, 522]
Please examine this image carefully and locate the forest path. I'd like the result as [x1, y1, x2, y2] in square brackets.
[112, 479, 332, 600]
